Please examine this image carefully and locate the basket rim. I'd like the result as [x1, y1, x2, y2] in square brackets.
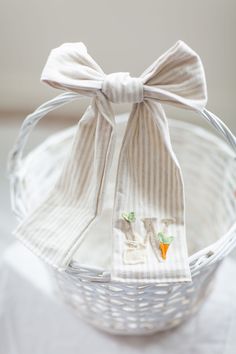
[13, 115, 236, 281]
[21, 116, 236, 175]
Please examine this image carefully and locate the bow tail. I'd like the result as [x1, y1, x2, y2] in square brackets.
[112, 100, 191, 282]
[13, 97, 115, 270]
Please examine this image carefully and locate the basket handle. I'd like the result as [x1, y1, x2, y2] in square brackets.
[201, 108, 236, 154]
[8, 91, 88, 177]
[8, 96, 236, 180]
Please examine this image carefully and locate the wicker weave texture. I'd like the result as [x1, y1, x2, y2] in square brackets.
[54, 261, 219, 335]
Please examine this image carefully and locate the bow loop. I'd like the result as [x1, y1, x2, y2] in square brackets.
[41, 42, 105, 94]
[141, 40, 208, 110]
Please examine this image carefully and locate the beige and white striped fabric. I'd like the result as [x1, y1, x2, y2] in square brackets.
[13, 40, 207, 283]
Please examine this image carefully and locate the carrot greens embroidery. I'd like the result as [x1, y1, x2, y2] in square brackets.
[122, 211, 136, 223]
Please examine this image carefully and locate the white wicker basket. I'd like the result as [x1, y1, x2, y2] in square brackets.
[9, 112, 236, 335]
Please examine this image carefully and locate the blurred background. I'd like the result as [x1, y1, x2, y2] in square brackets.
[0, 1, 236, 353]
[1, 0, 236, 120]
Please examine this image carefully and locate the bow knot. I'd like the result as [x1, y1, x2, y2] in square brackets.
[102, 72, 143, 103]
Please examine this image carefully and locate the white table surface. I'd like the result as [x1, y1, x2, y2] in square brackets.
[0, 242, 236, 354]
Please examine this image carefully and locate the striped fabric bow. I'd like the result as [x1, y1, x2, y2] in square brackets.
[13, 40, 207, 283]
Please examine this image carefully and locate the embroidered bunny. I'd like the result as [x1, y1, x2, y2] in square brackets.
[121, 212, 147, 264]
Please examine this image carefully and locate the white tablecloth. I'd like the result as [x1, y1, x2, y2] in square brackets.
[0, 242, 236, 354]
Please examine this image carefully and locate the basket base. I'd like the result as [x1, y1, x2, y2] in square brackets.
[55, 268, 216, 336]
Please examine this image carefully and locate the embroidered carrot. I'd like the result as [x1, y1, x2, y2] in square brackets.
[156, 232, 174, 260]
